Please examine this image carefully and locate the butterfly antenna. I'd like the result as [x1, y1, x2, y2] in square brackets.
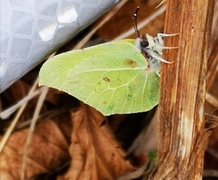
[132, 6, 140, 38]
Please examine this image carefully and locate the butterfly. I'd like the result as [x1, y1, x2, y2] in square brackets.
[39, 7, 178, 115]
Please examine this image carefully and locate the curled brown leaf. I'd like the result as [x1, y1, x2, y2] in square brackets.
[59, 104, 135, 180]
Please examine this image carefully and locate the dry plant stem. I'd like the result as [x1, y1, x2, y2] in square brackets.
[15, 104, 78, 131]
[203, 169, 218, 178]
[73, 0, 128, 49]
[152, 0, 215, 179]
[21, 86, 48, 180]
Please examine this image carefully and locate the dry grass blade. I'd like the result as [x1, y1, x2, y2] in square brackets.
[0, 80, 38, 153]
[0, 88, 42, 120]
[207, 38, 218, 91]
[113, 4, 166, 41]
[118, 111, 158, 180]
[155, 0, 167, 9]
[206, 93, 218, 108]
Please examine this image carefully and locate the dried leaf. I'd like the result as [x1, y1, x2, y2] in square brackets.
[60, 104, 135, 180]
[0, 117, 71, 179]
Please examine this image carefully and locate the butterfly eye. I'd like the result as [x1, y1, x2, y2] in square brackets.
[140, 40, 149, 48]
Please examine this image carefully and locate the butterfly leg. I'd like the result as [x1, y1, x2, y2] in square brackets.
[146, 50, 173, 64]
[156, 33, 179, 49]
[152, 54, 174, 64]
[156, 71, 161, 77]
[157, 32, 179, 39]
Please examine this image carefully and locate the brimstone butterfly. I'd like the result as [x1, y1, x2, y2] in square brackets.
[39, 7, 177, 116]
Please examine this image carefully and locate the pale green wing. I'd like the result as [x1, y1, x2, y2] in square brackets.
[39, 40, 159, 115]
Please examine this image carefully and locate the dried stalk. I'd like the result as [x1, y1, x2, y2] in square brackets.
[151, 0, 215, 179]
